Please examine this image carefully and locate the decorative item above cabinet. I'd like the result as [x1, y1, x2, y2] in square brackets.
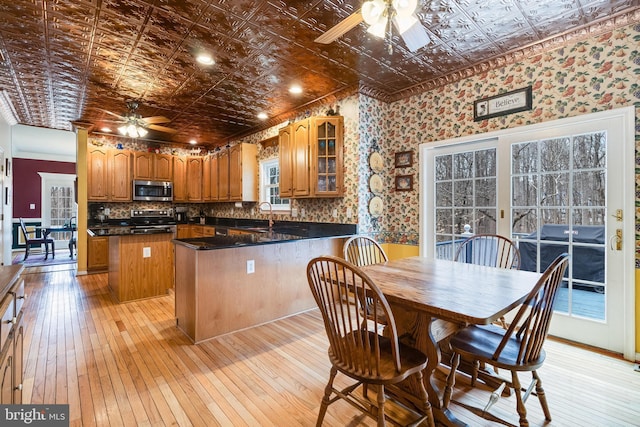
[279, 116, 344, 198]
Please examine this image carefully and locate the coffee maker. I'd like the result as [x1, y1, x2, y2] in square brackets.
[175, 206, 188, 223]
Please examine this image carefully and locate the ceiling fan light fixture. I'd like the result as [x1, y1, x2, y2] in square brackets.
[196, 53, 215, 65]
[393, 0, 417, 18]
[393, 13, 418, 35]
[362, 0, 386, 26]
[367, 21, 387, 38]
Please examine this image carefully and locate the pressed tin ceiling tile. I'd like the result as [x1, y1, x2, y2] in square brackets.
[0, 0, 637, 146]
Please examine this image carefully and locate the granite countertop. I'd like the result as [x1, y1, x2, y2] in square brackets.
[87, 226, 174, 237]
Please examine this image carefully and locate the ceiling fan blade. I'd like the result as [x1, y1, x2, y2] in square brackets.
[99, 108, 126, 120]
[148, 124, 178, 134]
[142, 116, 171, 124]
[398, 21, 430, 52]
[314, 11, 363, 44]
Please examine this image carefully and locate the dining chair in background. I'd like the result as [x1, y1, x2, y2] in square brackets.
[68, 216, 77, 258]
[454, 233, 521, 328]
[307, 256, 435, 427]
[19, 218, 55, 261]
[443, 253, 570, 427]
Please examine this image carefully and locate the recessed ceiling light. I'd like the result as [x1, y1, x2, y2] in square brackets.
[189, 139, 197, 145]
[289, 85, 303, 94]
[196, 53, 215, 65]
[257, 112, 268, 120]
[101, 127, 112, 133]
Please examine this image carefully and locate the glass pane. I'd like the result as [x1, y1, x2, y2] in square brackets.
[453, 180, 473, 206]
[475, 178, 496, 206]
[326, 123, 335, 138]
[512, 209, 537, 235]
[328, 139, 336, 155]
[318, 124, 326, 139]
[435, 182, 452, 207]
[317, 176, 326, 192]
[540, 137, 570, 172]
[318, 158, 326, 173]
[435, 209, 453, 234]
[435, 155, 452, 181]
[574, 132, 606, 169]
[540, 208, 568, 226]
[512, 175, 537, 206]
[571, 286, 605, 320]
[318, 140, 326, 155]
[554, 280, 570, 314]
[476, 209, 497, 234]
[512, 142, 537, 174]
[572, 208, 605, 226]
[328, 176, 336, 191]
[327, 159, 336, 173]
[435, 235, 455, 260]
[475, 149, 496, 178]
[573, 245, 605, 283]
[540, 172, 569, 206]
[573, 171, 605, 206]
[453, 209, 473, 234]
[453, 152, 474, 179]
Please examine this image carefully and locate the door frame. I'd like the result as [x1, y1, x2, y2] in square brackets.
[419, 106, 636, 360]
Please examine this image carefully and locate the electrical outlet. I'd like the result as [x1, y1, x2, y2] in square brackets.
[301, 208, 305, 217]
[29, 204, 35, 210]
[332, 209, 338, 218]
[346, 207, 352, 218]
[247, 259, 255, 274]
[104, 208, 110, 215]
[143, 247, 151, 258]
[291, 208, 298, 217]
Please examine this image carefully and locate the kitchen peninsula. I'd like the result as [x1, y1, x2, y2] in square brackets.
[173, 221, 356, 343]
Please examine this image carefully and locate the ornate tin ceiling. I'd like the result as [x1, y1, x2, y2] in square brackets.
[0, 0, 638, 147]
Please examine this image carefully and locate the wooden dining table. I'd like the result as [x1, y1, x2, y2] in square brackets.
[359, 256, 541, 427]
[37, 224, 77, 258]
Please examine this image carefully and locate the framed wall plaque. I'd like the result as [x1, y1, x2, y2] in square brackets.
[474, 86, 532, 121]
[395, 174, 413, 191]
[394, 150, 413, 168]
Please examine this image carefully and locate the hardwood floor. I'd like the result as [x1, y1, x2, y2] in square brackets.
[20, 266, 640, 426]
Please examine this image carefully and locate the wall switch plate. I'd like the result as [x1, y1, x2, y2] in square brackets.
[143, 247, 151, 258]
[247, 259, 255, 274]
[291, 208, 298, 217]
[29, 204, 35, 210]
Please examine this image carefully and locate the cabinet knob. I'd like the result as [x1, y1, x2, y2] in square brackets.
[12, 317, 16, 325]
[15, 383, 22, 391]
[18, 294, 27, 300]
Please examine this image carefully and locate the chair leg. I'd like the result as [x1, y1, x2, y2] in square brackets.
[413, 370, 436, 427]
[23, 244, 30, 261]
[44, 243, 49, 260]
[376, 384, 386, 427]
[443, 352, 460, 410]
[510, 371, 529, 427]
[316, 366, 337, 427]
[51, 242, 55, 259]
[533, 370, 552, 421]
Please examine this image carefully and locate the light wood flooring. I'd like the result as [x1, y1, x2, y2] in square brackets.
[20, 265, 640, 426]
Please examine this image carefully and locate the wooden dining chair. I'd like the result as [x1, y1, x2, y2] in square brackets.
[443, 253, 570, 427]
[307, 256, 435, 427]
[19, 218, 55, 261]
[68, 216, 77, 258]
[455, 234, 521, 328]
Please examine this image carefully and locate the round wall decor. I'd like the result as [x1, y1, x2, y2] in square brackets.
[368, 196, 383, 218]
[369, 174, 383, 195]
[369, 152, 384, 173]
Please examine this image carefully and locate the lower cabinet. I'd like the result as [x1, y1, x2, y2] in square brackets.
[88, 236, 109, 271]
[0, 266, 26, 404]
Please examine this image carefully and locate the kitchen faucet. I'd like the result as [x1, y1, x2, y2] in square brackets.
[258, 202, 274, 229]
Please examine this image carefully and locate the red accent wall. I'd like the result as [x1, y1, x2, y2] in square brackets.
[13, 158, 76, 218]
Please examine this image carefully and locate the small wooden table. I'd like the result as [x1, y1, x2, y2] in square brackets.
[360, 256, 541, 427]
[39, 224, 77, 258]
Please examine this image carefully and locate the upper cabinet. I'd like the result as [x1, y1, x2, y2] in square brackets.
[279, 116, 343, 198]
[229, 143, 258, 202]
[173, 156, 187, 202]
[88, 146, 132, 202]
[186, 157, 203, 202]
[133, 152, 173, 181]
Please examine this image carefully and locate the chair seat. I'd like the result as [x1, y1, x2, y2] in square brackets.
[330, 331, 428, 384]
[450, 324, 546, 371]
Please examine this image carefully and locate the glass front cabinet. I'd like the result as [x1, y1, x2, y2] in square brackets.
[311, 116, 344, 197]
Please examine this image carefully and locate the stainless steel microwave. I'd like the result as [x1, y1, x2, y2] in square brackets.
[133, 180, 173, 201]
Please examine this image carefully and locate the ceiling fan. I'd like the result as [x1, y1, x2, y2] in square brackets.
[314, 0, 429, 54]
[102, 101, 177, 138]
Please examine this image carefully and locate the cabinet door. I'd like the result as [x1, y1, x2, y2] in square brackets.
[229, 145, 242, 201]
[202, 156, 211, 201]
[210, 154, 219, 201]
[176, 225, 192, 239]
[0, 345, 12, 404]
[186, 157, 203, 202]
[292, 120, 311, 197]
[110, 149, 132, 201]
[154, 154, 173, 181]
[279, 125, 293, 198]
[173, 157, 187, 202]
[88, 146, 109, 201]
[88, 236, 109, 271]
[311, 117, 343, 197]
[12, 318, 23, 404]
[218, 150, 230, 201]
[133, 152, 153, 180]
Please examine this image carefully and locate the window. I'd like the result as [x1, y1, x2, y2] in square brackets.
[260, 159, 290, 211]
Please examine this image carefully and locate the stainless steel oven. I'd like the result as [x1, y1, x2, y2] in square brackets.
[133, 180, 173, 201]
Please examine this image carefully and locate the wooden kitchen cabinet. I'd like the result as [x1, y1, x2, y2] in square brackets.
[88, 146, 132, 201]
[187, 157, 203, 202]
[218, 149, 230, 201]
[173, 156, 187, 202]
[229, 143, 258, 202]
[202, 154, 220, 202]
[0, 266, 26, 404]
[88, 235, 109, 271]
[279, 116, 342, 198]
[133, 152, 173, 181]
[176, 224, 192, 239]
[191, 225, 215, 237]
